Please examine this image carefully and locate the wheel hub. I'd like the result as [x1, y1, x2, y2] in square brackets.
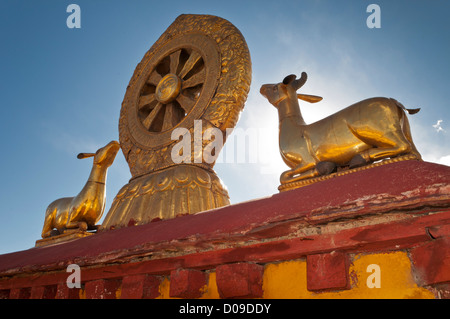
[155, 73, 181, 104]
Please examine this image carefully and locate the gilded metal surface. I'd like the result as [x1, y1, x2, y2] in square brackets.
[155, 73, 182, 104]
[35, 228, 94, 247]
[119, 14, 251, 176]
[40, 141, 120, 238]
[103, 15, 251, 228]
[102, 165, 230, 228]
[260, 72, 421, 188]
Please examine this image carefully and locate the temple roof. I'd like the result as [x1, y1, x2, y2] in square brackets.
[0, 160, 449, 278]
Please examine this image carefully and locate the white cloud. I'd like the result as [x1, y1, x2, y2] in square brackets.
[432, 120, 445, 133]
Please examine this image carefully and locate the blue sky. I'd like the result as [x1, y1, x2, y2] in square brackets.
[1, 0, 449, 254]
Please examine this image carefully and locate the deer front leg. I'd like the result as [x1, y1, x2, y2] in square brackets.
[65, 220, 88, 232]
[280, 161, 319, 184]
[281, 161, 337, 184]
[65, 205, 88, 232]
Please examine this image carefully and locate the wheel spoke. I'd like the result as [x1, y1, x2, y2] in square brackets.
[146, 70, 162, 86]
[138, 93, 156, 109]
[178, 51, 202, 79]
[142, 102, 163, 130]
[176, 94, 195, 114]
[169, 50, 181, 74]
[182, 68, 205, 89]
[161, 103, 176, 131]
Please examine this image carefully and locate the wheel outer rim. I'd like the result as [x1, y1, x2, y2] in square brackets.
[125, 33, 220, 149]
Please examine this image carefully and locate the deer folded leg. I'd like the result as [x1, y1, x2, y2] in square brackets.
[365, 147, 412, 162]
[362, 132, 413, 162]
[65, 220, 88, 231]
[41, 208, 56, 238]
[350, 122, 415, 163]
[41, 225, 54, 239]
[280, 162, 320, 184]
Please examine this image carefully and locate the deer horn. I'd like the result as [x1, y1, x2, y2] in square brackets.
[283, 74, 297, 85]
[292, 72, 308, 90]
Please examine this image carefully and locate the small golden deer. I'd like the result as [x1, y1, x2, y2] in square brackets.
[260, 72, 421, 184]
[41, 141, 120, 238]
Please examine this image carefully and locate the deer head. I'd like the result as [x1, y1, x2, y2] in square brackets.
[260, 72, 322, 108]
[77, 141, 120, 167]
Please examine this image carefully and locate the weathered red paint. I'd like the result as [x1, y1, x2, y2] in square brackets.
[0, 289, 9, 299]
[30, 284, 57, 299]
[0, 160, 448, 298]
[429, 283, 450, 299]
[55, 283, 80, 299]
[0, 210, 448, 291]
[216, 263, 264, 298]
[9, 287, 31, 299]
[1, 161, 448, 277]
[120, 274, 161, 299]
[85, 279, 120, 299]
[410, 237, 450, 286]
[307, 252, 349, 291]
[169, 269, 207, 298]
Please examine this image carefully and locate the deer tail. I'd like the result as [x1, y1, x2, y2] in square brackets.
[390, 98, 421, 115]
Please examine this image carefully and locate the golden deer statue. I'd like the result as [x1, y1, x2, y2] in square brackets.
[41, 141, 120, 238]
[260, 72, 421, 185]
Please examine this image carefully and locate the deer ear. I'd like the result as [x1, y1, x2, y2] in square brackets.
[283, 74, 297, 85]
[297, 94, 323, 103]
[77, 153, 95, 159]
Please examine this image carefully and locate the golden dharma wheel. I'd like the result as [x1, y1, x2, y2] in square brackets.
[119, 14, 252, 178]
[127, 33, 220, 147]
[103, 15, 251, 228]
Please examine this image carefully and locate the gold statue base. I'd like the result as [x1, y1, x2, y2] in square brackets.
[279, 154, 420, 192]
[101, 165, 230, 229]
[35, 229, 94, 248]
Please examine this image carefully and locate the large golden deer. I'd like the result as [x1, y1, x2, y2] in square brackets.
[260, 72, 421, 184]
[41, 141, 120, 238]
